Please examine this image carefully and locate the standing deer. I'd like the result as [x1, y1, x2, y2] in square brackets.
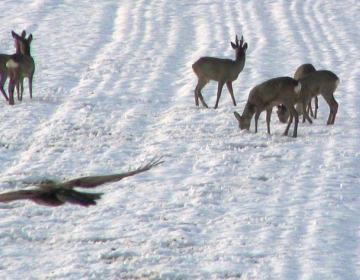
[0, 30, 26, 101]
[299, 70, 339, 125]
[6, 31, 35, 105]
[277, 63, 317, 123]
[233, 77, 302, 138]
[192, 35, 248, 109]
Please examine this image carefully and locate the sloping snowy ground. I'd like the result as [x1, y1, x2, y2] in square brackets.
[0, 0, 360, 279]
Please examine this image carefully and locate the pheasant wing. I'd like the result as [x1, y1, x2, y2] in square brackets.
[0, 189, 42, 203]
[55, 189, 103, 207]
[56, 157, 164, 188]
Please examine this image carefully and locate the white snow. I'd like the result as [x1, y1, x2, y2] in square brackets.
[1, 0, 360, 279]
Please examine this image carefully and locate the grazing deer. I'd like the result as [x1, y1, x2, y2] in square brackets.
[277, 84, 313, 124]
[233, 77, 302, 138]
[277, 63, 317, 123]
[6, 31, 35, 105]
[192, 35, 248, 109]
[0, 30, 26, 101]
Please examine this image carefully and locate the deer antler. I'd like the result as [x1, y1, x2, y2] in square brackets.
[235, 35, 239, 46]
[239, 35, 244, 47]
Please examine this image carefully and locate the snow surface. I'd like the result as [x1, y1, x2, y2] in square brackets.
[0, 0, 360, 279]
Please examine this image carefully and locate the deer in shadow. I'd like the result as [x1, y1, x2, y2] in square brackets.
[0, 30, 27, 101]
[6, 30, 35, 105]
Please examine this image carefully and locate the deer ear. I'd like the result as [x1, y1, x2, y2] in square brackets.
[28, 34, 33, 43]
[11, 31, 17, 39]
[231, 42, 237, 49]
[233, 111, 242, 123]
[243, 43, 248, 51]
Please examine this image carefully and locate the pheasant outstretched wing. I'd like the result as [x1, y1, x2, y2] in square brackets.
[0, 157, 164, 207]
[0, 189, 42, 202]
[56, 157, 164, 188]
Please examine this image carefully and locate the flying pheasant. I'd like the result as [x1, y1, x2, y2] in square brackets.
[0, 157, 163, 207]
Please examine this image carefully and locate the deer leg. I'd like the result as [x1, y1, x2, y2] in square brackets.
[8, 78, 15, 105]
[8, 69, 21, 105]
[18, 77, 24, 101]
[293, 113, 299, 138]
[322, 93, 338, 125]
[214, 81, 225, 109]
[194, 85, 199, 106]
[265, 108, 272, 134]
[0, 75, 8, 101]
[195, 78, 208, 108]
[284, 105, 299, 138]
[199, 96, 208, 108]
[303, 108, 313, 124]
[254, 111, 261, 133]
[21, 78, 24, 95]
[314, 96, 319, 119]
[302, 110, 306, 123]
[284, 115, 292, 136]
[226, 82, 237, 106]
[295, 103, 305, 123]
[307, 98, 314, 118]
[301, 101, 313, 124]
[283, 104, 299, 137]
[16, 80, 20, 101]
[299, 103, 305, 123]
[331, 101, 338, 124]
[198, 91, 208, 108]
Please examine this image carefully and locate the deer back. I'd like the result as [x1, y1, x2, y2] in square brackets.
[294, 63, 316, 80]
[249, 77, 300, 110]
[192, 35, 247, 83]
[299, 70, 339, 97]
[192, 57, 243, 82]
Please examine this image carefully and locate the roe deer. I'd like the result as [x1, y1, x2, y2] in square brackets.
[294, 63, 316, 80]
[276, 83, 313, 124]
[233, 77, 302, 138]
[192, 35, 248, 109]
[294, 63, 318, 117]
[0, 30, 26, 101]
[6, 31, 35, 105]
[296, 70, 339, 125]
[277, 63, 317, 123]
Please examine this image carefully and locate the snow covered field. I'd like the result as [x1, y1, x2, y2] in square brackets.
[0, 0, 360, 279]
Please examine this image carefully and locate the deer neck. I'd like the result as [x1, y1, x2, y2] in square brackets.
[20, 43, 31, 56]
[14, 42, 21, 54]
[241, 101, 255, 123]
[234, 54, 246, 73]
